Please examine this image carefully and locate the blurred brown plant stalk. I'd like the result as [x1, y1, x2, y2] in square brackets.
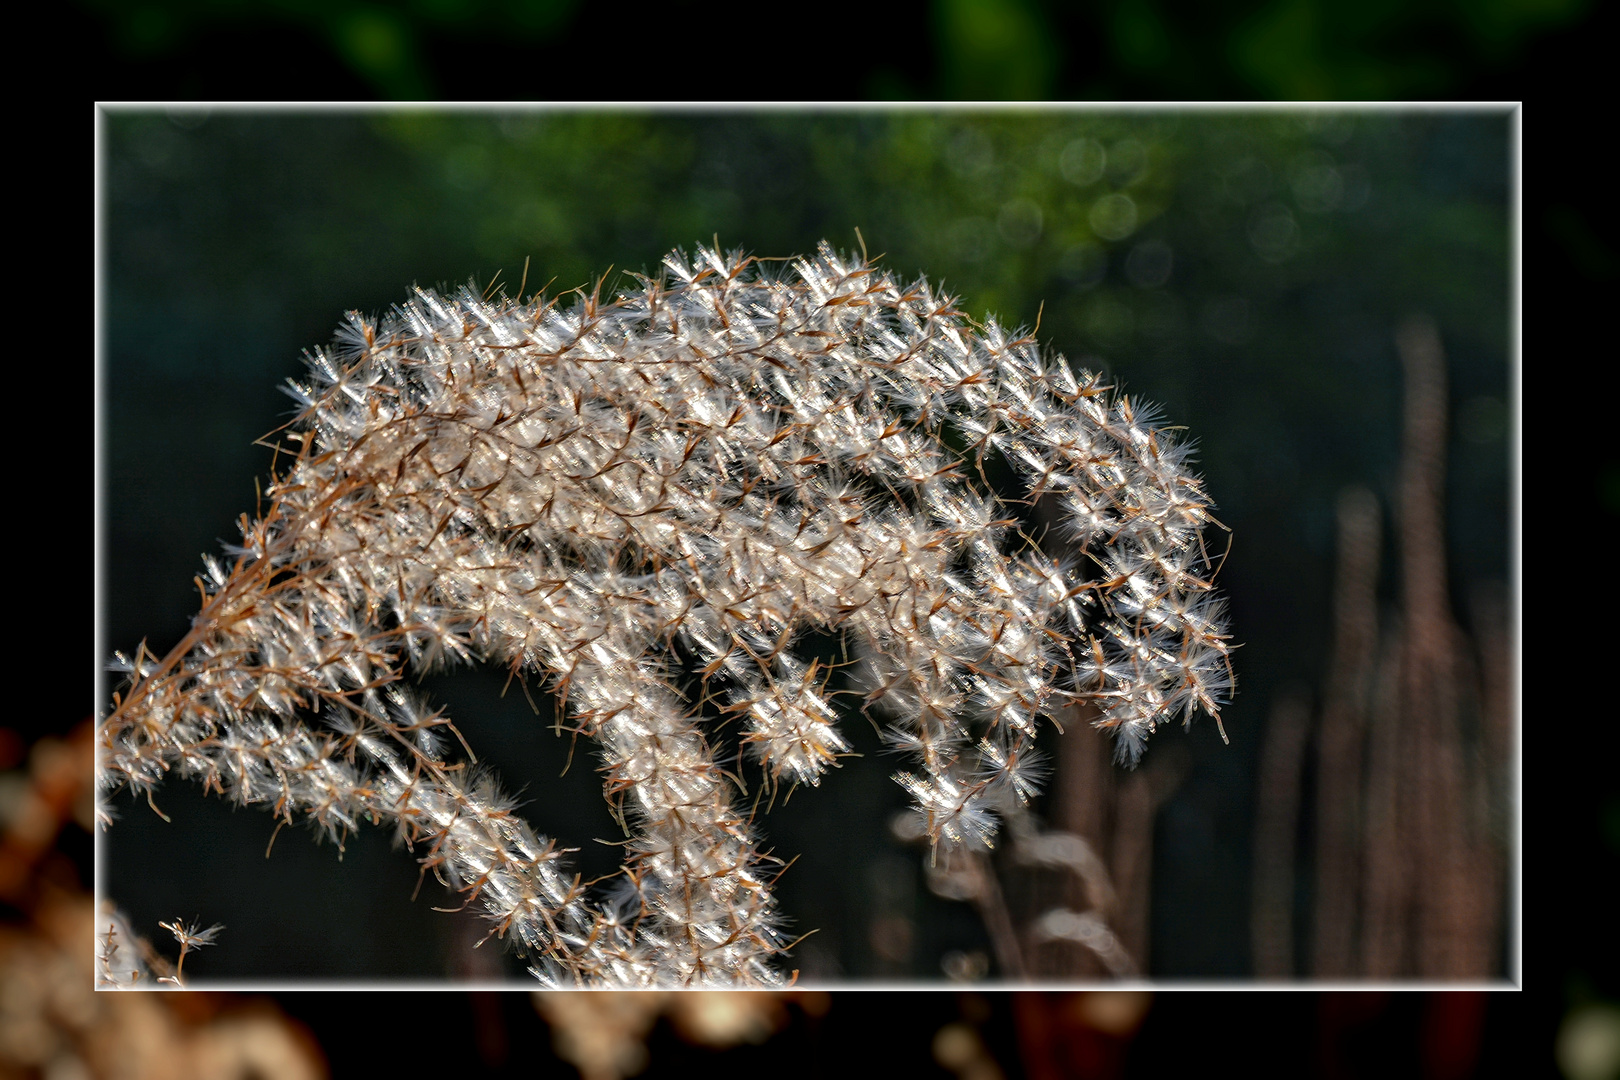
[1250, 315, 1512, 980]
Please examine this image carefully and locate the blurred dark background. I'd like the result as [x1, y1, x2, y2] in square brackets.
[71, 0, 1596, 103]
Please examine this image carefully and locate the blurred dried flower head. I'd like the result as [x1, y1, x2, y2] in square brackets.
[533, 991, 797, 1080]
[99, 241, 1232, 984]
[1, 896, 323, 1079]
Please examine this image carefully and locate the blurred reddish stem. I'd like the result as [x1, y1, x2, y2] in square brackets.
[1011, 993, 1147, 1080]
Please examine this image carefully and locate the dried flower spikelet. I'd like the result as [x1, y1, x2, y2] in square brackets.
[99, 241, 1232, 984]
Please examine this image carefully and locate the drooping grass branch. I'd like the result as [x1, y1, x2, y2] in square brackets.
[99, 242, 1232, 984]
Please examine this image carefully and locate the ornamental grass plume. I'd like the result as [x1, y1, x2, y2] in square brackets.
[99, 241, 1233, 985]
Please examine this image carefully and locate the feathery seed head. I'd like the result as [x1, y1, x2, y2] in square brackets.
[100, 241, 1232, 983]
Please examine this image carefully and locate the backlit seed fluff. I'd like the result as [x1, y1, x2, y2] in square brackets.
[100, 241, 1232, 984]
